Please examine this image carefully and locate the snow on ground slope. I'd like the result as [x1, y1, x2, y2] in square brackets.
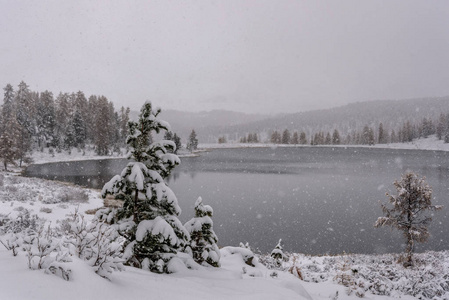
[0, 172, 103, 224]
[2, 136, 447, 299]
[30, 147, 126, 165]
[0, 171, 437, 299]
[0, 241, 420, 300]
[0, 247, 316, 300]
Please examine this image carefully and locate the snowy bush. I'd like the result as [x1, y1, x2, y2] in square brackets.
[63, 209, 124, 279]
[0, 208, 41, 234]
[0, 173, 92, 205]
[22, 225, 60, 270]
[184, 197, 220, 267]
[58, 189, 89, 203]
[0, 232, 22, 256]
[221, 246, 259, 268]
[258, 251, 449, 299]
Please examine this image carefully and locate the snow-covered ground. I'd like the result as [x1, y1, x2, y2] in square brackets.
[0, 171, 446, 299]
[29, 147, 198, 165]
[1, 136, 447, 299]
[200, 135, 449, 152]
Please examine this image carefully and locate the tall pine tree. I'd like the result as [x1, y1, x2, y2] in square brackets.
[101, 102, 188, 273]
[0, 84, 21, 171]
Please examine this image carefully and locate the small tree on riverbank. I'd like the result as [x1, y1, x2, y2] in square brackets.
[187, 129, 198, 152]
[101, 102, 189, 273]
[375, 172, 443, 267]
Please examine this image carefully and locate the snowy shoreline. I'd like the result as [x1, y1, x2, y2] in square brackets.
[1, 135, 448, 300]
[200, 135, 449, 152]
[25, 135, 449, 167]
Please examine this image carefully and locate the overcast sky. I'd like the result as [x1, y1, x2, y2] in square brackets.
[1, 0, 449, 114]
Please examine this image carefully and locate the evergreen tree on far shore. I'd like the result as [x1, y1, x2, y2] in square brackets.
[187, 129, 198, 152]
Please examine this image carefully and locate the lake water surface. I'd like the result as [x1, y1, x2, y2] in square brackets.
[25, 147, 449, 254]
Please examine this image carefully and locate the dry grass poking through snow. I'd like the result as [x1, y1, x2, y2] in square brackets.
[259, 251, 449, 299]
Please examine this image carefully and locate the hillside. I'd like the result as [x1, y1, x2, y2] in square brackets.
[137, 97, 449, 143]
[219, 97, 449, 142]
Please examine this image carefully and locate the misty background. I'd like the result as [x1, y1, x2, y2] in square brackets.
[1, 0, 449, 115]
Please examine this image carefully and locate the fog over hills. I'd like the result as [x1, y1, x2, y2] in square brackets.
[133, 97, 449, 143]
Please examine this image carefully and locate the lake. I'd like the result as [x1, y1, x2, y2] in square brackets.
[25, 146, 449, 255]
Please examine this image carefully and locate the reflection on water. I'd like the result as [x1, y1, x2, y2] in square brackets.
[25, 147, 449, 254]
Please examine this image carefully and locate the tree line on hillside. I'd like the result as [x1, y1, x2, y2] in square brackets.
[0, 82, 204, 170]
[234, 114, 449, 146]
[0, 82, 130, 169]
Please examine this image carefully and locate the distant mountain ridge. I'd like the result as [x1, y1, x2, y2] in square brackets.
[132, 97, 449, 143]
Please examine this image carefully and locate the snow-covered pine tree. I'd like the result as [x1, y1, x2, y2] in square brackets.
[101, 101, 189, 273]
[271, 239, 285, 260]
[119, 106, 130, 143]
[95, 96, 111, 155]
[375, 172, 443, 267]
[15, 81, 34, 166]
[0, 84, 21, 171]
[71, 110, 86, 149]
[35, 91, 56, 149]
[184, 197, 220, 267]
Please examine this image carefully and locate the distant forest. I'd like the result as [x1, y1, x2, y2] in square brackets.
[0, 81, 130, 168]
[211, 97, 449, 146]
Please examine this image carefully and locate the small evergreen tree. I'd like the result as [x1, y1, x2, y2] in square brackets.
[270, 239, 285, 268]
[281, 129, 291, 144]
[299, 131, 307, 145]
[291, 131, 299, 144]
[436, 113, 446, 140]
[378, 123, 387, 144]
[271, 239, 285, 260]
[332, 129, 341, 145]
[187, 129, 198, 152]
[375, 172, 443, 267]
[390, 129, 398, 143]
[218, 136, 227, 144]
[184, 197, 220, 267]
[362, 125, 375, 145]
[101, 102, 189, 273]
[270, 130, 281, 144]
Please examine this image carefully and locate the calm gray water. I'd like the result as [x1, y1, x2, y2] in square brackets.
[25, 147, 449, 255]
